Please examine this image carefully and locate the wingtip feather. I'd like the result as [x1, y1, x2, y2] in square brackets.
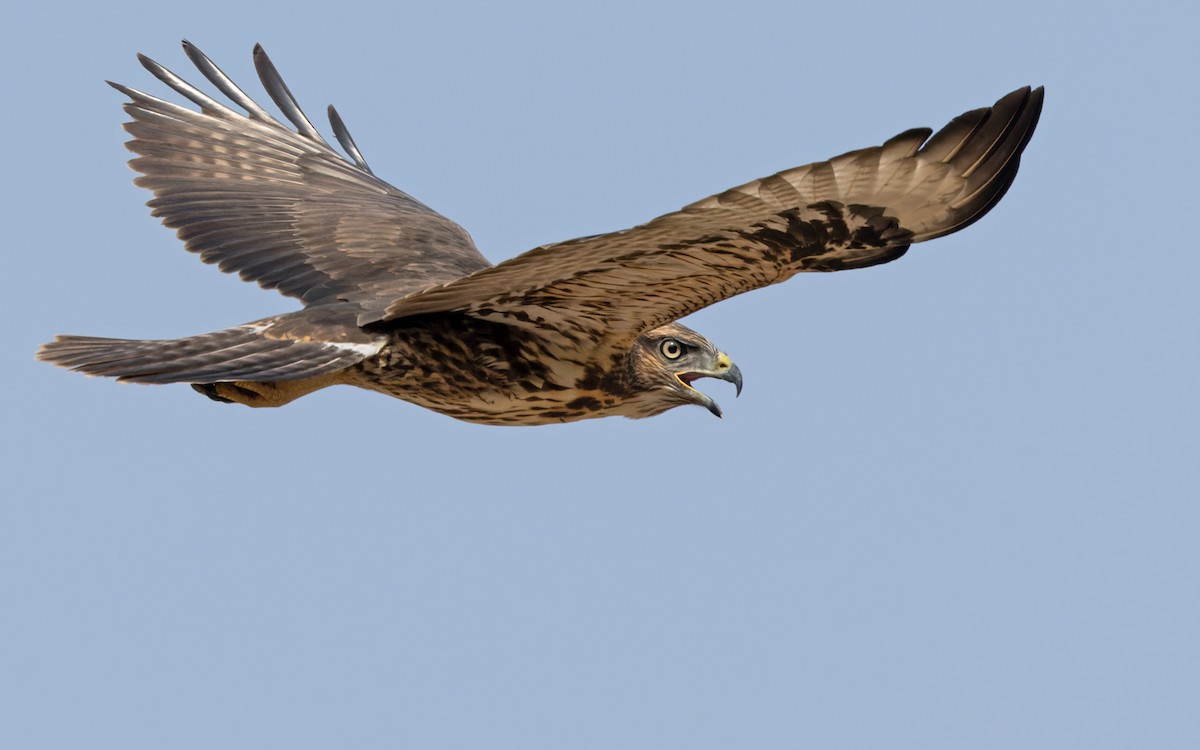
[252, 44, 327, 144]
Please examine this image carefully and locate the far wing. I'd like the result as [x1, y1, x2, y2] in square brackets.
[375, 87, 1042, 348]
[116, 41, 491, 310]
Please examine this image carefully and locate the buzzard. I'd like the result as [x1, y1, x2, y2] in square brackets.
[38, 42, 1044, 425]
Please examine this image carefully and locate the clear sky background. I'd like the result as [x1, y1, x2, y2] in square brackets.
[3, 1, 1197, 748]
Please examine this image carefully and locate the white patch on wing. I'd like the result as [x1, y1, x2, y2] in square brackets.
[239, 324, 384, 358]
[329, 340, 386, 357]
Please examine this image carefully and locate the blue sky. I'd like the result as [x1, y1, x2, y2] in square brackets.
[3, 1, 1197, 748]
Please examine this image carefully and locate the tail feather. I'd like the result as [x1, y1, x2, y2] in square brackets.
[37, 325, 379, 384]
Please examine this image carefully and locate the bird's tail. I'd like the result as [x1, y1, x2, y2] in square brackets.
[37, 324, 376, 385]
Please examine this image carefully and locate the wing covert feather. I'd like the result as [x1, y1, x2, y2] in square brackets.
[377, 87, 1043, 349]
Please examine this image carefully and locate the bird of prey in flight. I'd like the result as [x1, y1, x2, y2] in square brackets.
[38, 42, 1043, 425]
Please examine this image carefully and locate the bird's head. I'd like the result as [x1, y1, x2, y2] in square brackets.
[624, 322, 743, 418]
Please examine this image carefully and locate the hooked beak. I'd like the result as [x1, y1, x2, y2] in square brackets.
[676, 352, 743, 418]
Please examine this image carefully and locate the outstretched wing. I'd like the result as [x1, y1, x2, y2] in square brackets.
[115, 41, 491, 310]
[376, 87, 1043, 350]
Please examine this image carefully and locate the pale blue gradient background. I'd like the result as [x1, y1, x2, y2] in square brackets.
[3, 1, 1197, 748]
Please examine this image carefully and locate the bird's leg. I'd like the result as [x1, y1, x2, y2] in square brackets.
[191, 375, 339, 408]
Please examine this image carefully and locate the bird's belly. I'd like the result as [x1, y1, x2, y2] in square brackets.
[345, 335, 617, 426]
[353, 375, 615, 426]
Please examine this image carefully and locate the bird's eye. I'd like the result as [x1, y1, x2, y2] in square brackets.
[660, 339, 685, 359]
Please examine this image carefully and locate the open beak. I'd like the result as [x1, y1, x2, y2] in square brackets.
[677, 352, 743, 418]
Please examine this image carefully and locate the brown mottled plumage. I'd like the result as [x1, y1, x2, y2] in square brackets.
[37, 42, 1042, 425]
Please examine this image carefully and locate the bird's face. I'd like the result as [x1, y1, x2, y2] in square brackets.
[626, 322, 743, 418]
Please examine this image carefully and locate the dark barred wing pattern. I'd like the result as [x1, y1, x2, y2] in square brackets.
[116, 41, 491, 311]
[378, 87, 1043, 352]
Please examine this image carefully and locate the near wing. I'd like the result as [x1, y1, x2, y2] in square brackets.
[115, 41, 491, 310]
[376, 87, 1043, 349]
